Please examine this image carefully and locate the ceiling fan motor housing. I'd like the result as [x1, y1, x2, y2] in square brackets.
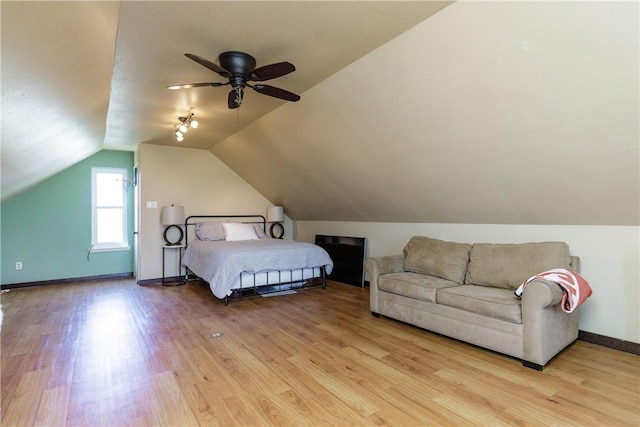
[219, 51, 256, 76]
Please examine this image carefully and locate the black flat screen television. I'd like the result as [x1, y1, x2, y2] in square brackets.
[314, 235, 366, 287]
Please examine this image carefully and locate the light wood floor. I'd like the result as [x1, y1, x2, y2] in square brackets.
[1, 279, 638, 426]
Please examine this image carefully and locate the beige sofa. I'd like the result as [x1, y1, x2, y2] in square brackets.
[366, 236, 580, 370]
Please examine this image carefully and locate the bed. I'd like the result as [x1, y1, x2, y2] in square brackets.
[182, 215, 334, 304]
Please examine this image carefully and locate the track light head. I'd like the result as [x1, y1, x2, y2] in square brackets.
[174, 112, 198, 141]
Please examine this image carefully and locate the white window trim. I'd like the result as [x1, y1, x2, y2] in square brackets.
[91, 167, 130, 252]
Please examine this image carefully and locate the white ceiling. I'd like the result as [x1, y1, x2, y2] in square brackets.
[1, 0, 451, 201]
[2, 1, 638, 226]
[2, 1, 120, 201]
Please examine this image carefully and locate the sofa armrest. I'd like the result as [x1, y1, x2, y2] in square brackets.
[570, 256, 581, 272]
[521, 279, 579, 368]
[366, 255, 404, 313]
[523, 279, 564, 308]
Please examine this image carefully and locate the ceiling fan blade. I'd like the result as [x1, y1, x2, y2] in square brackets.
[184, 53, 231, 78]
[251, 84, 300, 102]
[228, 89, 242, 109]
[250, 62, 295, 81]
[166, 82, 227, 90]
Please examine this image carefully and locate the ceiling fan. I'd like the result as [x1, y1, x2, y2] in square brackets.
[167, 51, 301, 109]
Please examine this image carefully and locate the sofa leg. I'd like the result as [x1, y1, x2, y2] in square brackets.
[371, 312, 380, 318]
[523, 360, 544, 371]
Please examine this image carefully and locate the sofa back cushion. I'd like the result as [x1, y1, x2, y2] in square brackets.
[403, 236, 472, 284]
[465, 242, 571, 289]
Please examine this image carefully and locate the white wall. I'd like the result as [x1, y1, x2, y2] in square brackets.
[295, 221, 639, 344]
[213, 0, 639, 226]
[137, 143, 290, 281]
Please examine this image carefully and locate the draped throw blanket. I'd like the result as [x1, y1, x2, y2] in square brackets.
[515, 268, 592, 313]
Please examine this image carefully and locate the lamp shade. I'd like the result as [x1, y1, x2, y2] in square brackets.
[161, 205, 185, 225]
[267, 206, 284, 223]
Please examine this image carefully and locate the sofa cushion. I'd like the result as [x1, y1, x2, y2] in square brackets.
[379, 272, 460, 303]
[437, 285, 523, 324]
[403, 236, 472, 284]
[465, 242, 571, 290]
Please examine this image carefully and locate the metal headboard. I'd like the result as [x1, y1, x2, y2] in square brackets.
[184, 214, 267, 247]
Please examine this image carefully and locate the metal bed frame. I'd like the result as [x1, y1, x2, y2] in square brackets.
[184, 214, 327, 305]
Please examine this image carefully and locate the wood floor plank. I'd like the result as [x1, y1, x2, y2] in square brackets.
[187, 381, 232, 426]
[220, 394, 273, 426]
[2, 368, 51, 427]
[1, 279, 638, 426]
[34, 385, 69, 427]
[149, 370, 200, 426]
[287, 353, 379, 418]
[340, 345, 444, 399]
[382, 385, 471, 426]
[276, 365, 368, 426]
[431, 393, 512, 426]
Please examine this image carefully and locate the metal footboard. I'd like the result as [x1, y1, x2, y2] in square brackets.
[222, 265, 327, 306]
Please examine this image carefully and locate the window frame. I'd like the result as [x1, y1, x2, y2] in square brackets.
[91, 167, 130, 252]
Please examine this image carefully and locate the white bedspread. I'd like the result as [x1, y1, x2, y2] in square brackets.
[182, 238, 334, 299]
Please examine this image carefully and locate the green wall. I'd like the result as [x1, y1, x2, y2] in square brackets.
[1, 150, 135, 285]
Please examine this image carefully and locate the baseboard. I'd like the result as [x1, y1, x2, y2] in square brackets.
[137, 276, 183, 286]
[1, 272, 134, 289]
[579, 330, 640, 355]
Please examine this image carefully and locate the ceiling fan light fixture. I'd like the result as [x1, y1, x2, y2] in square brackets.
[173, 112, 197, 141]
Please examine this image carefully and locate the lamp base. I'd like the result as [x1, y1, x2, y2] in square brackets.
[269, 222, 284, 239]
[163, 225, 184, 246]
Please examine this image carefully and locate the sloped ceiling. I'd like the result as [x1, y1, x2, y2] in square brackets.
[2, 1, 638, 226]
[213, 1, 640, 225]
[1, 1, 120, 201]
[1, 0, 451, 200]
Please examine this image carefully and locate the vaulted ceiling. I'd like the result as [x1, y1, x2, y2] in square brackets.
[2, 1, 638, 226]
[1, 0, 451, 200]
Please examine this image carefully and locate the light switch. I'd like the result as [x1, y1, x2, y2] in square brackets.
[146, 201, 158, 208]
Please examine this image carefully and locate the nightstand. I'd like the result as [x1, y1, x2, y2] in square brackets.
[162, 244, 186, 286]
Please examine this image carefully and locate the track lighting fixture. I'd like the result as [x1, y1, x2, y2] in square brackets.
[174, 112, 198, 141]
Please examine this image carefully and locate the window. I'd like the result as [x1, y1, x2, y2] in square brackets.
[92, 167, 129, 251]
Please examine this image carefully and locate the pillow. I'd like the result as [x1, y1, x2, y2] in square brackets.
[223, 222, 259, 241]
[465, 242, 571, 289]
[195, 222, 225, 241]
[403, 236, 472, 284]
[253, 224, 267, 239]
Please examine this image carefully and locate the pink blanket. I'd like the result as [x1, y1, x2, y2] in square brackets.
[514, 268, 592, 313]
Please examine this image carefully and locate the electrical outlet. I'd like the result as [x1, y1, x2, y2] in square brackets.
[15, 261, 22, 270]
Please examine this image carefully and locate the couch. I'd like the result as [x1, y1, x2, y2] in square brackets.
[366, 236, 580, 370]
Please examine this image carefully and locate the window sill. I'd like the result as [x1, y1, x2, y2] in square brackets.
[91, 245, 131, 253]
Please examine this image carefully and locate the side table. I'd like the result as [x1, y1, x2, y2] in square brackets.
[162, 244, 186, 286]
